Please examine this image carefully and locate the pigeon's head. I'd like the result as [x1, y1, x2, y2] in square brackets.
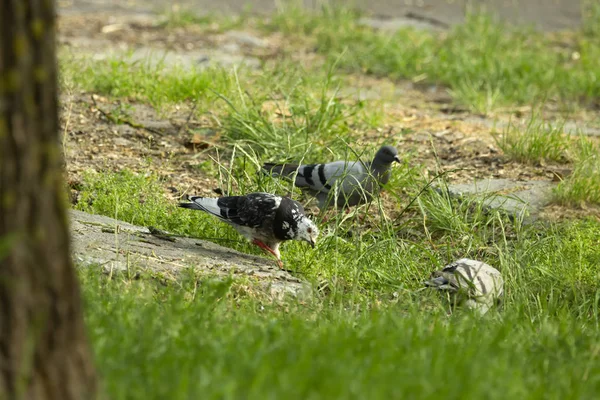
[274, 197, 319, 248]
[374, 145, 401, 165]
[424, 270, 459, 292]
[295, 217, 319, 248]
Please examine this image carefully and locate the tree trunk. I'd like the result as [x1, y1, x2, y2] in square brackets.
[0, 0, 97, 399]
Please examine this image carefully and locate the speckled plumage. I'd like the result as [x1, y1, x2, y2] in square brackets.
[179, 192, 318, 267]
[425, 258, 504, 315]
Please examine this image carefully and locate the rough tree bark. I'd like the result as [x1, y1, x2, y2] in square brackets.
[0, 0, 97, 399]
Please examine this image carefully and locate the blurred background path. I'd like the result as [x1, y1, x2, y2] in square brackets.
[59, 0, 585, 31]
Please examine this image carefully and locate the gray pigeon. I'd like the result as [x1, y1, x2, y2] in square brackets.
[179, 192, 319, 268]
[262, 145, 401, 209]
[425, 258, 504, 315]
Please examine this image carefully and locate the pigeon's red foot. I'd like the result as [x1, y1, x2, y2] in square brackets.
[252, 239, 283, 268]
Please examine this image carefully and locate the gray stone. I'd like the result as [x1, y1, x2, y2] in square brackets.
[138, 120, 174, 131]
[114, 124, 138, 137]
[86, 46, 260, 71]
[70, 210, 311, 299]
[221, 42, 241, 54]
[336, 87, 384, 101]
[451, 116, 600, 138]
[113, 137, 134, 146]
[358, 16, 445, 32]
[562, 121, 600, 137]
[226, 31, 268, 48]
[443, 178, 556, 222]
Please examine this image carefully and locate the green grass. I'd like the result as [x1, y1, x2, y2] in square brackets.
[488, 111, 600, 206]
[73, 137, 600, 397]
[75, 162, 418, 294]
[84, 270, 600, 400]
[60, 55, 239, 109]
[490, 114, 600, 206]
[264, 5, 600, 112]
[60, 50, 387, 163]
[75, 164, 600, 297]
[493, 116, 571, 165]
[217, 63, 364, 161]
[59, 54, 382, 160]
[80, 217, 600, 399]
[555, 138, 600, 206]
[74, 133, 600, 399]
[157, 7, 248, 31]
[60, 5, 600, 113]
[61, 7, 600, 397]
[583, 0, 600, 38]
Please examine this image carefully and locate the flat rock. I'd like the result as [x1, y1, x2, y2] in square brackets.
[358, 16, 446, 32]
[63, 37, 261, 71]
[114, 124, 138, 137]
[443, 178, 556, 222]
[562, 121, 600, 137]
[451, 116, 600, 138]
[225, 31, 268, 48]
[70, 209, 310, 299]
[112, 137, 134, 146]
[336, 87, 384, 101]
[138, 119, 176, 133]
[91, 46, 261, 70]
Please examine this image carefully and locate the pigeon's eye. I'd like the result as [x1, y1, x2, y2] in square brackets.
[307, 228, 313, 233]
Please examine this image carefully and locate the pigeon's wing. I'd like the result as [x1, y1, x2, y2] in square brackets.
[425, 261, 474, 293]
[452, 259, 503, 297]
[181, 193, 281, 228]
[218, 193, 281, 227]
[295, 160, 368, 193]
[426, 259, 503, 315]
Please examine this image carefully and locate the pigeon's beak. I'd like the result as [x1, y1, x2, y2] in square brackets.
[393, 155, 401, 163]
[309, 239, 316, 249]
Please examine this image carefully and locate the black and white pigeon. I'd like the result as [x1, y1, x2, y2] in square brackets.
[425, 258, 504, 315]
[179, 192, 319, 268]
[262, 145, 401, 209]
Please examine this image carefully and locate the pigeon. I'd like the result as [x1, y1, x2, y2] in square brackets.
[262, 145, 401, 209]
[179, 192, 319, 268]
[424, 258, 504, 315]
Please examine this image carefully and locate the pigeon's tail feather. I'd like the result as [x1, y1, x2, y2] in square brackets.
[179, 197, 223, 219]
[179, 202, 203, 210]
[262, 163, 300, 178]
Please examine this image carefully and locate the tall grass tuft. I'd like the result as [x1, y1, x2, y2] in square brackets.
[494, 116, 571, 165]
[555, 138, 600, 206]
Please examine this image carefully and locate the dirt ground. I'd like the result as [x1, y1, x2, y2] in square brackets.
[58, 13, 600, 221]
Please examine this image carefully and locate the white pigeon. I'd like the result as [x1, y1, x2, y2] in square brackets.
[262, 145, 401, 209]
[179, 192, 319, 268]
[425, 258, 504, 315]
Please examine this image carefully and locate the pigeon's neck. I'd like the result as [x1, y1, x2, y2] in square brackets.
[370, 160, 393, 183]
[371, 160, 391, 170]
[273, 197, 301, 241]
